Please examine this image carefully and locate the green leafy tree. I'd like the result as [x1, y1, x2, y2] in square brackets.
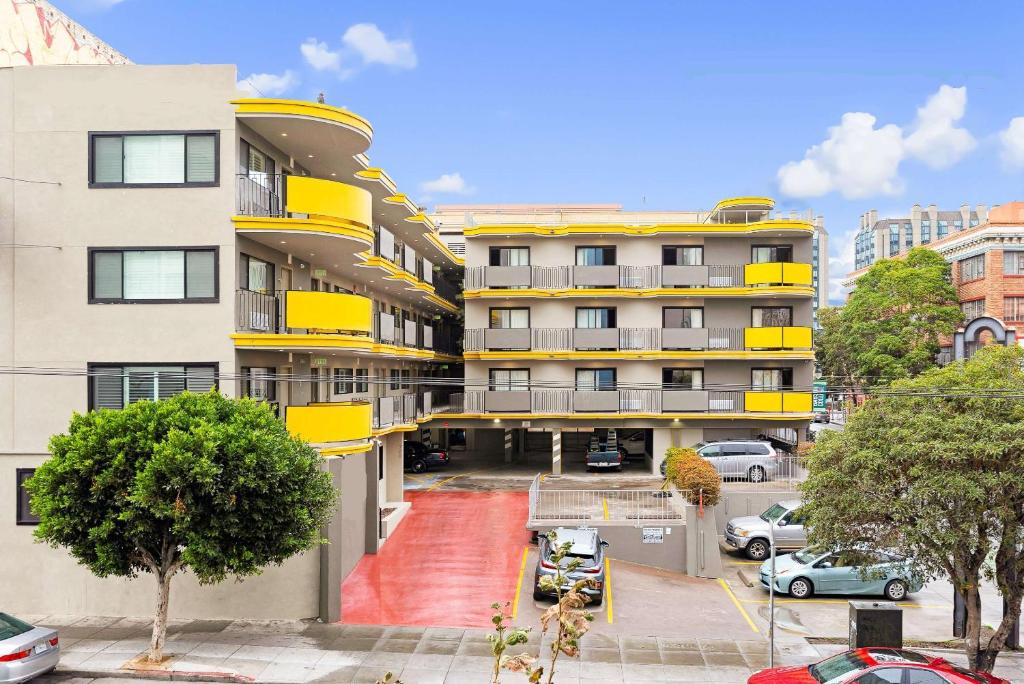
[801, 345, 1024, 672]
[817, 247, 962, 387]
[25, 391, 337, 663]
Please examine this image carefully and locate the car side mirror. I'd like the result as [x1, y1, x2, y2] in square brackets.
[817, 561, 832, 569]
[601, 540, 610, 547]
[776, 520, 787, 527]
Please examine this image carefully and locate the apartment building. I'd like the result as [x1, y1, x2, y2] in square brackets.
[852, 203, 989, 271]
[431, 198, 816, 476]
[0, 63, 462, 621]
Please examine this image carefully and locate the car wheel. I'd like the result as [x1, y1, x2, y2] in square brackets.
[748, 465, 766, 483]
[884, 579, 908, 601]
[411, 459, 427, 474]
[590, 593, 603, 607]
[746, 539, 770, 561]
[533, 584, 545, 601]
[788, 577, 813, 599]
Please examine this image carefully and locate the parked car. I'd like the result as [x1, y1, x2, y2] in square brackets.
[725, 500, 807, 561]
[658, 439, 781, 482]
[616, 430, 648, 463]
[403, 441, 449, 473]
[813, 410, 830, 423]
[586, 448, 623, 472]
[748, 647, 1009, 683]
[759, 546, 922, 600]
[0, 612, 59, 684]
[533, 527, 608, 606]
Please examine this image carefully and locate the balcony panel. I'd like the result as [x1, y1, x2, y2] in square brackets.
[574, 328, 619, 350]
[485, 391, 531, 412]
[485, 328, 531, 350]
[744, 327, 784, 349]
[662, 390, 710, 412]
[573, 390, 619, 412]
[573, 265, 618, 287]
[744, 262, 784, 286]
[377, 312, 396, 343]
[662, 327, 709, 350]
[285, 291, 372, 333]
[744, 392, 783, 412]
[404, 320, 417, 347]
[286, 402, 371, 444]
[662, 265, 710, 287]
[782, 262, 813, 286]
[484, 265, 532, 288]
[424, 325, 434, 349]
[286, 176, 372, 228]
[783, 392, 813, 412]
[781, 326, 813, 349]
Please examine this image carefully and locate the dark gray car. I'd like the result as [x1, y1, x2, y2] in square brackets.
[533, 527, 608, 606]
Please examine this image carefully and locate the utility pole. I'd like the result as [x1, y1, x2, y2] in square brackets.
[768, 523, 776, 666]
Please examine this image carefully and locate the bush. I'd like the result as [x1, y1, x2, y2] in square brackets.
[671, 452, 721, 506]
[663, 447, 697, 482]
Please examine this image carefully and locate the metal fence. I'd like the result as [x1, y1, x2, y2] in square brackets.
[714, 455, 807, 491]
[527, 475, 687, 526]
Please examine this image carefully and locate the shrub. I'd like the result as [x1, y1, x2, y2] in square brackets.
[671, 452, 721, 506]
[663, 447, 698, 482]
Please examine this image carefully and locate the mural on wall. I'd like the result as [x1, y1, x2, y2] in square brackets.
[0, 0, 130, 66]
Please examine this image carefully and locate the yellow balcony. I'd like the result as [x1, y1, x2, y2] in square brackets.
[285, 176, 372, 229]
[744, 262, 813, 287]
[284, 291, 372, 333]
[744, 326, 813, 349]
[743, 392, 813, 413]
[285, 402, 371, 444]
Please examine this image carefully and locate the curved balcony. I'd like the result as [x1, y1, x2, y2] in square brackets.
[285, 402, 372, 455]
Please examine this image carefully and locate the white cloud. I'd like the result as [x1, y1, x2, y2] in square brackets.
[827, 228, 859, 303]
[420, 172, 474, 196]
[777, 112, 905, 199]
[300, 38, 341, 72]
[999, 117, 1024, 169]
[778, 85, 976, 200]
[236, 71, 299, 97]
[342, 23, 417, 69]
[903, 85, 976, 169]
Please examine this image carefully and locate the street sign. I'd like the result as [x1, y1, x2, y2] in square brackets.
[813, 380, 827, 410]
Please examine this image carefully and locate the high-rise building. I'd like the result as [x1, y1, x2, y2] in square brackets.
[852, 204, 989, 272]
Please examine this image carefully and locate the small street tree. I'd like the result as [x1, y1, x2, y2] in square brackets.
[801, 345, 1024, 672]
[816, 247, 962, 389]
[25, 391, 337, 663]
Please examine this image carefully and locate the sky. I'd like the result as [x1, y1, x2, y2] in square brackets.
[60, 0, 1024, 303]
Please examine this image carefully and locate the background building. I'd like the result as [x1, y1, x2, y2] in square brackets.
[853, 204, 989, 271]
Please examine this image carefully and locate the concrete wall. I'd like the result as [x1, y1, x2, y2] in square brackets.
[714, 491, 801, 534]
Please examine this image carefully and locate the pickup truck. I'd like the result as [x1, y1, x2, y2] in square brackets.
[586, 449, 624, 472]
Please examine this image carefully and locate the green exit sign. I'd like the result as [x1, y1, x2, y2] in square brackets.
[313, 268, 327, 278]
[313, 357, 328, 366]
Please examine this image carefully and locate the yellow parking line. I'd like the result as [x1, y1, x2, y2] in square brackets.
[511, 546, 529, 618]
[732, 560, 764, 565]
[718, 578, 760, 634]
[602, 498, 609, 521]
[605, 557, 614, 624]
[404, 473, 429, 482]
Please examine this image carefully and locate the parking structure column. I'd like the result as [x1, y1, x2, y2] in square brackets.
[551, 428, 562, 475]
[504, 428, 514, 464]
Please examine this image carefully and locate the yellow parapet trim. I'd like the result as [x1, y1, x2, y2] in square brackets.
[782, 326, 813, 349]
[463, 286, 815, 299]
[286, 176, 372, 229]
[782, 262, 813, 285]
[744, 392, 783, 412]
[232, 98, 372, 141]
[285, 291, 373, 333]
[384, 193, 420, 216]
[425, 229, 465, 265]
[744, 327, 783, 349]
[425, 293, 461, 314]
[355, 167, 398, 194]
[710, 196, 775, 213]
[231, 215, 374, 245]
[463, 219, 814, 238]
[783, 392, 813, 413]
[321, 442, 374, 456]
[428, 412, 812, 421]
[230, 333, 444, 360]
[286, 402, 371, 443]
[464, 349, 815, 361]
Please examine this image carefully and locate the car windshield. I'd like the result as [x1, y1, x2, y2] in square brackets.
[792, 547, 825, 564]
[0, 613, 34, 641]
[760, 503, 789, 523]
[808, 651, 870, 682]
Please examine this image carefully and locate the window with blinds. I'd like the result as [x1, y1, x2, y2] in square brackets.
[90, 364, 217, 410]
[333, 368, 354, 394]
[663, 307, 703, 328]
[1005, 251, 1024, 275]
[489, 308, 529, 328]
[489, 369, 529, 391]
[90, 132, 218, 186]
[90, 248, 217, 302]
[576, 307, 616, 328]
[751, 306, 792, 327]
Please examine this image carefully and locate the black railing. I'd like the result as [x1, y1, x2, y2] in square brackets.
[236, 173, 285, 217]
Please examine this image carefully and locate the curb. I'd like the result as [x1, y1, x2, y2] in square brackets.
[57, 666, 254, 683]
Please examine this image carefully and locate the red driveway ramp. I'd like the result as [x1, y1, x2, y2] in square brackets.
[341, 490, 531, 628]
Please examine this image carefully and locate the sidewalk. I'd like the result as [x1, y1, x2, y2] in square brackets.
[35, 615, 1024, 683]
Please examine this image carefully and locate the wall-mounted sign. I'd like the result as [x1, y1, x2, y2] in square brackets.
[313, 357, 328, 366]
[642, 527, 664, 544]
[313, 268, 327, 278]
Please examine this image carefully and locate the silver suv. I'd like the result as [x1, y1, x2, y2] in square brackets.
[696, 440, 781, 483]
[725, 499, 807, 560]
[533, 527, 608, 606]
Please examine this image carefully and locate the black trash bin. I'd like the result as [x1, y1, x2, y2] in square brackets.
[849, 601, 902, 648]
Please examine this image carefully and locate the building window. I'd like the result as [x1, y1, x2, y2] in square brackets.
[959, 254, 985, 283]
[89, 364, 217, 410]
[751, 245, 793, 263]
[970, 217, 980, 228]
[954, 219, 964, 232]
[1005, 252, 1024, 275]
[90, 132, 218, 187]
[662, 368, 703, 390]
[389, 369, 402, 391]
[576, 246, 616, 266]
[904, 222, 913, 248]
[576, 368, 616, 390]
[921, 220, 931, 244]
[241, 367, 276, 402]
[354, 369, 369, 393]
[90, 248, 217, 303]
[889, 224, 900, 256]
[662, 307, 703, 328]
[751, 306, 793, 327]
[16, 469, 39, 525]
[576, 307, 616, 328]
[752, 368, 793, 390]
[662, 246, 703, 266]
[489, 308, 530, 328]
[938, 220, 949, 239]
[1005, 297, 1024, 321]
[489, 368, 529, 391]
[240, 254, 275, 293]
[401, 369, 412, 390]
[488, 247, 530, 266]
[961, 299, 985, 321]
[333, 368, 353, 394]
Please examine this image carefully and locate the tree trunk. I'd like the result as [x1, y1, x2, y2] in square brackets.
[964, 582, 983, 671]
[148, 570, 174, 663]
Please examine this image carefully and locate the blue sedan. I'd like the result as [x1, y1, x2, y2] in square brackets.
[759, 547, 922, 600]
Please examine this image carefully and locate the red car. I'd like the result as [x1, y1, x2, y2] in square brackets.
[748, 647, 1010, 683]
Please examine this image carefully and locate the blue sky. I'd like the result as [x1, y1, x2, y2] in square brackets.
[64, 0, 1024, 302]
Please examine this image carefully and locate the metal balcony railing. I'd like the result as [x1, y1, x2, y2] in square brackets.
[235, 174, 285, 217]
[463, 327, 810, 353]
[464, 263, 804, 290]
[455, 389, 813, 415]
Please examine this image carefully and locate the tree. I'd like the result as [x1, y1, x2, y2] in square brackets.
[816, 247, 962, 388]
[25, 391, 337, 663]
[669, 448, 721, 506]
[801, 345, 1024, 672]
